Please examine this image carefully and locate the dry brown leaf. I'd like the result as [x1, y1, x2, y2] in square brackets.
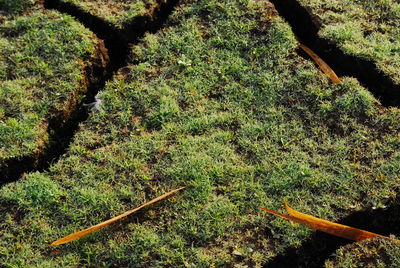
[51, 186, 187, 246]
[260, 202, 385, 241]
[299, 43, 341, 84]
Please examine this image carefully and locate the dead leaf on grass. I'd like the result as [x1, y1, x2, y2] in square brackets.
[260, 201, 385, 241]
[299, 43, 341, 84]
[51, 186, 187, 246]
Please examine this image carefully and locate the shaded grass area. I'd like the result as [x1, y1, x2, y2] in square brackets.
[59, 0, 171, 31]
[325, 236, 400, 268]
[0, 0, 35, 15]
[297, 0, 400, 86]
[0, 2, 107, 183]
[1, 0, 400, 266]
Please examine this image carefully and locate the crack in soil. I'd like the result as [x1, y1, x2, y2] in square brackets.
[265, 195, 400, 268]
[0, 156, 36, 185]
[0, 0, 180, 186]
[270, 0, 400, 108]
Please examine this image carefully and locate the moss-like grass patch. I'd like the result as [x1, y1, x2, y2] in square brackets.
[0, 0, 36, 16]
[0, 2, 107, 181]
[326, 236, 400, 268]
[297, 0, 400, 85]
[1, 0, 400, 266]
[59, 0, 166, 30]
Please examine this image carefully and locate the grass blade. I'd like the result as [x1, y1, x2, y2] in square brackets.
[51, 186, 187, 246]
[299, 43, 341, 84]
[260, 202, 385, 241]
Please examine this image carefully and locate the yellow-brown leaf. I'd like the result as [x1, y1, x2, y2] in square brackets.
[51, 186, 186, 246]
[260, 202, 385, 241]
[299, 43, 341, 84]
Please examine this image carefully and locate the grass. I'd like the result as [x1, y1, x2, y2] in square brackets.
[298, 0, 400, 84]
[0, 2, 102, 171]
[0, 0, 35, 15]
[325, 236, 400, 268]
[0, 0, 400, 266]
[60, 0, 160, 29]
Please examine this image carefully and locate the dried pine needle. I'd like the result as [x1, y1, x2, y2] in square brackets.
[299, 43, 341, 84]
[260, 201, 385, 241]
[51, 186, 187, 246]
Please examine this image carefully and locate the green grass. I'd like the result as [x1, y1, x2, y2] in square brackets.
[298, 0, 400, 84]
[60, 0, 158, 29]
[1, 0, 400, 266]
[325, 236, 400, 268]
[0, 5, 100, 169]
[0, 0, 35, 15]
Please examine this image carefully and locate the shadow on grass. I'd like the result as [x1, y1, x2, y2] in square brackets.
[265, 195, 400, 267]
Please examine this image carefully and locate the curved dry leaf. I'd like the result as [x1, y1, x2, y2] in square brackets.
[299, 43, 341, 84]
[51, 186, 187, 246]
[260, 202, 385, 241]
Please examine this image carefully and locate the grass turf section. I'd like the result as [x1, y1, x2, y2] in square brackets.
[0, 3, 105, 177]
[325, 236, 400, 268]
[0, 0, 35, 16]
[297, 0, 400, 85]
[1, 0, 400, 266]
[59, 0, 165, 29]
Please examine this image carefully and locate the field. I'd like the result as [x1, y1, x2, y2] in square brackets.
[1, 0, 399, 267]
